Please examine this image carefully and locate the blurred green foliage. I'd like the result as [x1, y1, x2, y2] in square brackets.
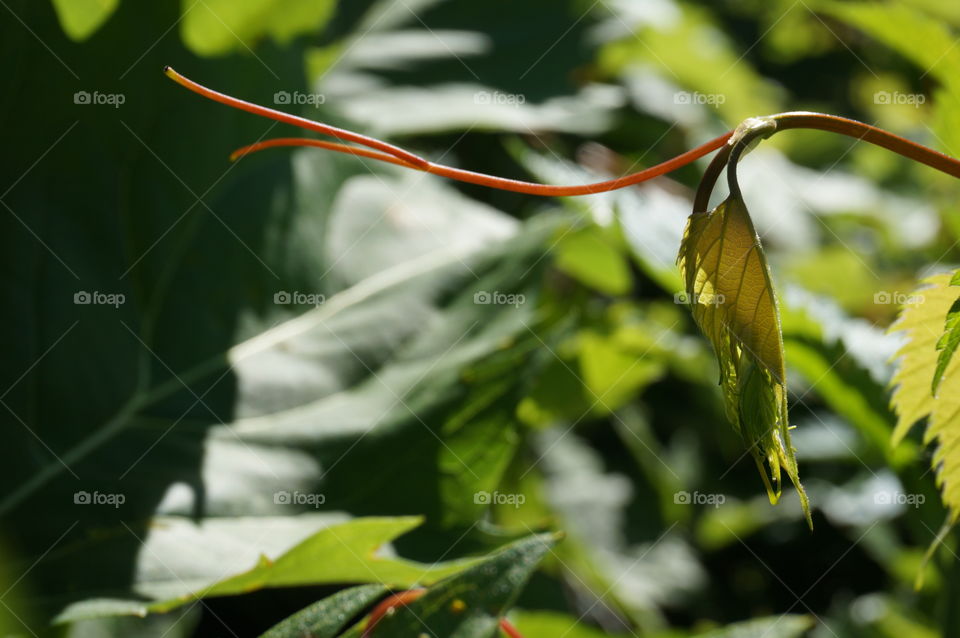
[3, 0, 960, 637]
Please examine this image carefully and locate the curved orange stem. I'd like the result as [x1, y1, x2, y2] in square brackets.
[164, 66, 731, 197]
[163, 66, 429, 169]
[230, 135, 732, 196]
[498, 617, 526, 638]
[164, 68, 960, 202]
[229, 137, 414, 166]
[773, 111, 960, 179]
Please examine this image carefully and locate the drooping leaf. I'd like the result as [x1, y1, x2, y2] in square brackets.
[933, 271, 960, 393]
[889, 270, 960, 520]
[678, 194, 810, 525]
[259, 584, 386, 638]
[341, 533, 558, 638]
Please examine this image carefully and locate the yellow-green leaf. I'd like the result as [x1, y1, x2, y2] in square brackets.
[889, 271, 960, 520]
[50, 0, 120, 41]
[553, 226, 632, 296]
[180, 0, 336, 57]
[678, 194, 810, 525]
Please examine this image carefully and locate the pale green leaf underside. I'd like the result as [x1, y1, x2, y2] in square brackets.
[890, 271, 960, 520]
[679, 195, 809, 524]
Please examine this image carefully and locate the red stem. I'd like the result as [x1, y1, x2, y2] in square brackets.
[163, 66, 430, 169]
[164, 68, 960, 201]
[230, 135, 731, 196]
[165, 66, 730, 196]
[773, 111, 960, 179]
[498, 617, 526, 638]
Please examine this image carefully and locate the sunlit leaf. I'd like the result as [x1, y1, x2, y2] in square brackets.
[678, 194, 810, 525]
[55, 516, 470, 623]
[889, 270, 960, 520]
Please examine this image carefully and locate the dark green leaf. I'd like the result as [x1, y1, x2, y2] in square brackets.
[259, 584, 385, 638]
[344, 533, 559, 638]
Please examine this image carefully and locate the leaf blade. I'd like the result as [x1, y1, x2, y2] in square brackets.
[678, 195, 809, 523]
[889, 270, 960, 520]
[348, 533, 558, 638]
[259, 584, 386, 638]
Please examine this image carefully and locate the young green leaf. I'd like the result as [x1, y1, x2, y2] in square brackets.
[259, 584, 386, 638]
[54, 516, 471, 623]
[890, 270, 960, 520]
[678, 194, 811, 526]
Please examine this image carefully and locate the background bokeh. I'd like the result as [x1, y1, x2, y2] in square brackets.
[2, 0, 960, 636]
